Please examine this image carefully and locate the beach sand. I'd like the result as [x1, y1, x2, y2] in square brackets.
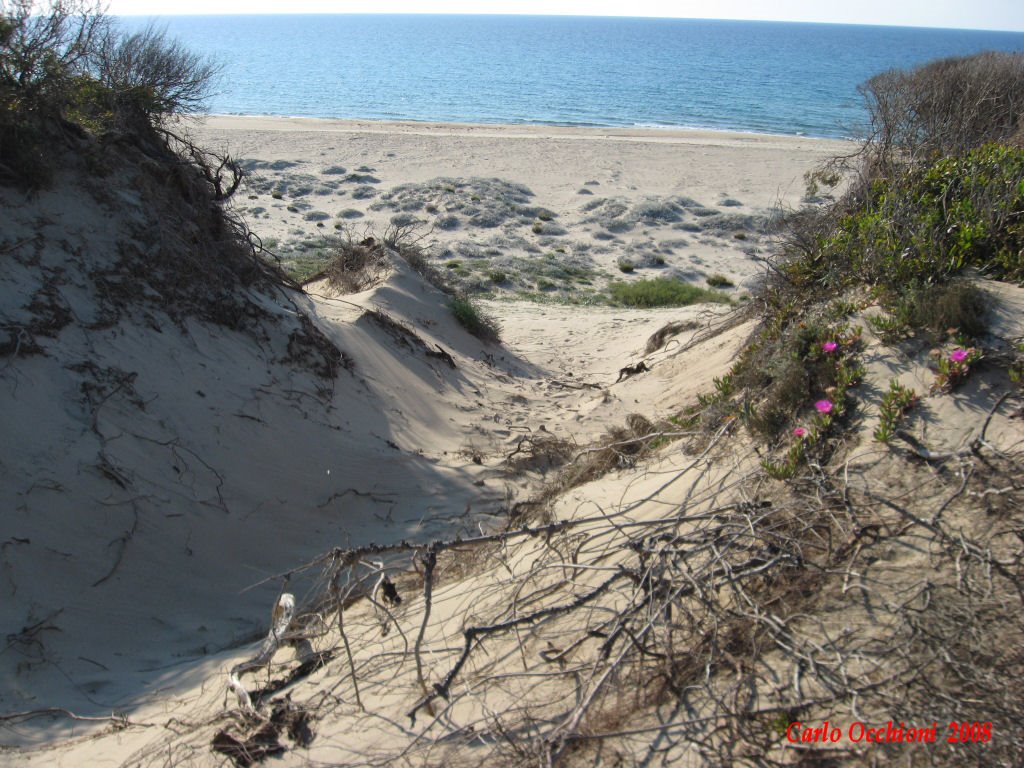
[190, 116, 851, 296]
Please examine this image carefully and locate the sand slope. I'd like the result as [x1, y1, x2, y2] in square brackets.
[1, 123, 759, 742]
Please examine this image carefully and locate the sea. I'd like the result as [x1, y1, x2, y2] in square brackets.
[116, 15, 1024, 139]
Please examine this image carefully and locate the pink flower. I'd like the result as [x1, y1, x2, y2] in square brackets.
[814, 399, 834, 414]
[821, 341, 838, 353]
[949, 348, 968, 363]
[793, 427, 808, 438]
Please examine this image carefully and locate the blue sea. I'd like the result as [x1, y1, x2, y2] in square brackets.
[118, 15, 1024, 139]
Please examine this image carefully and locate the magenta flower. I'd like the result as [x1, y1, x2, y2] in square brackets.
[949, 348, 968, 363]
[793, 427, 808, 438]
[821, 341, 838, 353]
[814, 399, 834, 414]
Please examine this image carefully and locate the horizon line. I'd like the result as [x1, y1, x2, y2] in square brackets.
[108, 12, 1024, 34]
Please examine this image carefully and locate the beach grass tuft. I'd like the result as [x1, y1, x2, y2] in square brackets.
[608, 278, 731, 308]
[448, 295, 501, 342]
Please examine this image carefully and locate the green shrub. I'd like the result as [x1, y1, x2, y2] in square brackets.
[0, 1, 219, 187]
[608, 279, 731, 308]
[787, 143, 1024, 290]
[886, 281, 989, 338]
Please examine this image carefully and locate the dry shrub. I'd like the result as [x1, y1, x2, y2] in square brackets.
[561, 414, 654, 484]
[505, 415, 667, 525]
[433, 542, 502, 587]
[504, 432, 576, 475]
[320, 234, 387, 292]
[645, 319, 699, 353]
[862, 51, 1024, 169]
[384, 220, 455, 296]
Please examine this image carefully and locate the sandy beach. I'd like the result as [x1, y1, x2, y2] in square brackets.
[190, 116, 851, 297]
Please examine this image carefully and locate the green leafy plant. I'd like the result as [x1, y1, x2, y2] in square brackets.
[874, 379, 919, 442]
[866, 312, 910, 342]
[931, 346, 983, 392]
[697, 373, 734, 408]
[795, 144, 1024, 290]
[1010, 342, 1024, 386]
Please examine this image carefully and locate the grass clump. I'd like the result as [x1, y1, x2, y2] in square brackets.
[871, 281, 989, 341]
[608, 278, 731, 308]
[705, 273, 734, 288]
[448, 295, 501, 343]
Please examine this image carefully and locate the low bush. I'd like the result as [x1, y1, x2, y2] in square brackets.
[784, 143, 1024, 292]
[887, 281, 989, 339]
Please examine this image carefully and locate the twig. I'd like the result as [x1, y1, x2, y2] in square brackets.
[412, 548, 438, 717]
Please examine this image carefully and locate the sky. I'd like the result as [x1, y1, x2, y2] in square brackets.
[104, 0, 1024, 33]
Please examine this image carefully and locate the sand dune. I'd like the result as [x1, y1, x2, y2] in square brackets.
[5, 121, 793, 740]
[4, 119, 1020, 766]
